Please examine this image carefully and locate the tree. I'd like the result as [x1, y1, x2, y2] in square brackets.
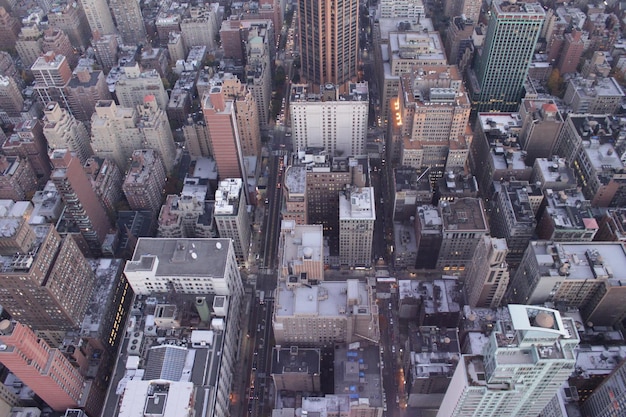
[546, 68, 564, 97]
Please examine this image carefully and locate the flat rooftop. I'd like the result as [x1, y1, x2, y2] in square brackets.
[125, 238, 232, 277]
[440, 198, 488, 232]
[275, 280, 371, 317]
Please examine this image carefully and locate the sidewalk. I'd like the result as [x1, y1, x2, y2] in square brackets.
[231, 291, 254, 417]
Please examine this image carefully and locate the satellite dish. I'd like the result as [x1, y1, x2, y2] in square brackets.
[191, 252, 198, 259]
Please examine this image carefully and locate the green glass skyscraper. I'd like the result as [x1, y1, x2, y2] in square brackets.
[470, 1, 545, 113]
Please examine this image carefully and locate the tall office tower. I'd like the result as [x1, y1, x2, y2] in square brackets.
[180, 4, 220, 51]
[518, 99, 563, 164]
[114, 63, 169, 110]
[278, 220, 323, 281]
[201, 85, 245, 181]
[234, 90, 261, 157]
[4, 120, 51, 182]
[581, 358, 626, 417]
[273, 279, 379, 347]
[201, 72, 261, 158]
[123, 149, 167, 219]
[92, 33, 118, 72]
[283, 166, 307, 225]
[66, 63, 111, 122]
[469, 1, 545, 113]
[91, 100, 143, 171]
[556, 29, 584, 75]
[0, 321, 86, 412]
[246, 23, 273, 132]
[443, 0, 481, 22]
[182, 115, 211, 159]
[0, 223, 96, 335]
[214, 178, 251, 265]
[0, 75, 24, 123]
[553, 114, 626, 207]
[50, 149, 111, 256]
[438, 305, 579, 417]
[83, 156, 123, 220]
[109, 0, 146, 45]
[42, 28, 78, 69]
[290, 83, 368, 156]
[436, 198, 489, 278]
[78, 0, 115, 36]
[16, 25, 44, 69]
[31, 52, 72, 110]
[0, 156, 38, 200]
[0, 7, 19, 51]
[297, 0, 358, 90]
[392, 66, 472, 174]
[339, 187, 375, 268]
[489, 181, 539, 266]
[136, 96, 177, 173]
[465, 236, 509, 308]
[42, 102, 93, 164]
[46, 0, 91, 50]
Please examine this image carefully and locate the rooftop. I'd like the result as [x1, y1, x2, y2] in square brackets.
[271, 346, 320, 375]
[290, 82, 369, 103]
[125, 238, 233, 277]
[280, 221, 323, 269]
[214, 178, 243, 216]
[333, 346, 383, 407]
[275, 280, 371, 318]
[124, 150, 162, 186]
[339, 188, 375, 220]
[398, 279, 461, 314]
[529, 241, 626, 285]
[439, 198, 488, 232]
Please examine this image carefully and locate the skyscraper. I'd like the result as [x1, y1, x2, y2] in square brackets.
[0, 223, 96, 336]
[298, 0, 359, 90]
[42, 102, 94, 164]
[438, 305, 579, 417]
[109, 0, 147, 45]
[214, 178, 251, 265]
[50, 149, 111, 256]
[339, 187, 375, 268]
[0, 321, 86, 412]
[78, 0, 115, 36]
[290, 83, 369, 156]
[469, 1, 545, 113]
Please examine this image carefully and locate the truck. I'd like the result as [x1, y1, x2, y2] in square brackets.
[259, 291, 265, 304]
